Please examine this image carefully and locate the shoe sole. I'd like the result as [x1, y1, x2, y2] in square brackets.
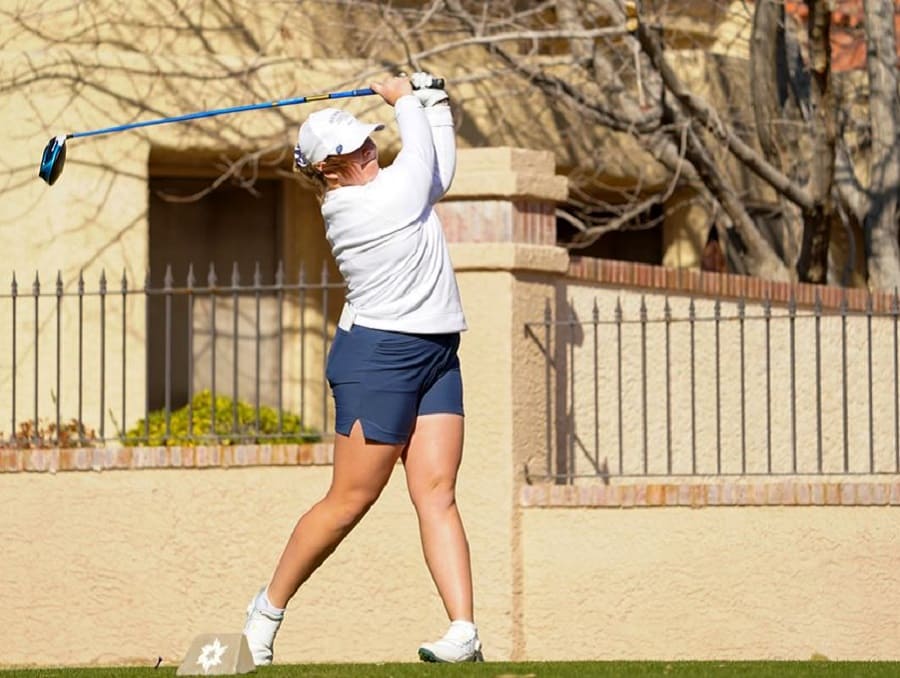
[418, 648, 484, 663]
[418, 648, 443, 663]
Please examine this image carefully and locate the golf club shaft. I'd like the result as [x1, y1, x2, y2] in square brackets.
[68, 87, 377, 140]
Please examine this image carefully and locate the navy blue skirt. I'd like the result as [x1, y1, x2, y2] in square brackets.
[325, 324, 464, 444]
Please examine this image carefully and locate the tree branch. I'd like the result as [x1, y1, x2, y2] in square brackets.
[634, 12, 816, 213]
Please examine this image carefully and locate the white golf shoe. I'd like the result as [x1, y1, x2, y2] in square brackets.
[242, 587, 284, 666]
[418, 622, 484, 663]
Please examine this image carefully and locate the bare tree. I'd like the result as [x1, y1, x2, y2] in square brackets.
[343, 0, 899, 286]
[2, 0, 897, 287]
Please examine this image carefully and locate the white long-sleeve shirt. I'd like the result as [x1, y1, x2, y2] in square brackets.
[322, 95, 467, 334]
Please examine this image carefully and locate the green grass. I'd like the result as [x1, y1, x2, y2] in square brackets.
[1, 662, 897, 678]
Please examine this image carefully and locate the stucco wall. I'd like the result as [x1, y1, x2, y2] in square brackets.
[539, 271, 900, 482]
[0, 249, 527, 668]
[5, 460, 899, 666]
[522, 506, 900, 660]
[1, 462, 507, 666]
[4, 249, 900, 667]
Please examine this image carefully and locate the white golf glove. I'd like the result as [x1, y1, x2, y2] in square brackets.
[410, 71, 449, 107]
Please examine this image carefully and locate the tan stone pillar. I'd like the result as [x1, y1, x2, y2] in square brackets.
[438, 147, 566, 245]
[437, 147, 568, 660]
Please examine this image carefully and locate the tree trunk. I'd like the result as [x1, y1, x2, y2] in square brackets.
[863, 0, 900, 289]
[750, 0, 787, 165]
[750, 0, 803, 267]
[796, 0, 836, 283]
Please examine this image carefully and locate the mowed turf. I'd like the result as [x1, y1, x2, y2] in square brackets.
[0, 662, 897, 677]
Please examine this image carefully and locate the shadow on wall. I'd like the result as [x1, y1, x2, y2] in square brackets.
[524, 292, 611, 486]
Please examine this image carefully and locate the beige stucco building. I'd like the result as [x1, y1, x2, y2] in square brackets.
[1, 1, 899, 668]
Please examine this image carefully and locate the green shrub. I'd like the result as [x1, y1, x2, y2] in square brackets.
[122, 389, 321, 446]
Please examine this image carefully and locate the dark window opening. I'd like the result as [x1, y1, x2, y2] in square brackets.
[557, 202, 663, 264]
[147, 177, 282, 412]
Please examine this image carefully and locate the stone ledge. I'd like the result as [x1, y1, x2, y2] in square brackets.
[450, 242, 569, 274]
[0, 443, 334, 473]
[520, 480, 900, 508]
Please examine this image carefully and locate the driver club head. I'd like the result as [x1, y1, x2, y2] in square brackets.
[39, 135, 67, 185]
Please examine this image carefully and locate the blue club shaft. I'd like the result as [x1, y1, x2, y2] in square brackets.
[67, 87, 377, 140]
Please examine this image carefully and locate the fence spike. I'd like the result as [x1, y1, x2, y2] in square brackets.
[11, 271, 17, 296]
[99, 269, 107, 293]
[120, 269, 128, 293]
[232, 261, 240, 287]
[32, 271, 40, 295]
[163, 265, 173, 290]
[254, 261, 262, 287]
[79, 270, 85, 295]
[298, 262, 306, 285]
[207, 261, 217, 287]
[187, 263, 195, 288]
[592, 298, 599, 323]
[276, 260, 285, 286]
[56, 271, 63, 297]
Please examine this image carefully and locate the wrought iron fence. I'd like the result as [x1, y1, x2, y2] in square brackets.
[526, 289, 900, 482]
[1, 263, 344, 447]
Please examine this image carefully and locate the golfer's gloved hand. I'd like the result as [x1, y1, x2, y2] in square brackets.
[410, 71, 449, 107]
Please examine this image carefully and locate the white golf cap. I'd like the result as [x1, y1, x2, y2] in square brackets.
[294, 108, 384, 168]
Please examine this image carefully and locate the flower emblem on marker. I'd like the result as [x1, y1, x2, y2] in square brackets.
[196, 637, 228, 674]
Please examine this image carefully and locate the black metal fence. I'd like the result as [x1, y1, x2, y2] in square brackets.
[1, 263, 344, 447]
[526, 289, 900, 482]
[8, 263, 900, 479]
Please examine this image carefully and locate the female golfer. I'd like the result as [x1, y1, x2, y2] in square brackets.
[242, 73, 481, 665]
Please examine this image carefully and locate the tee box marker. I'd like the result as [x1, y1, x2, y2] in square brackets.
[176, 633, 256, 675]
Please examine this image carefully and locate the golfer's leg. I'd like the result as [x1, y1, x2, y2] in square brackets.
[403, 413, 473, 621]
[267, 420, 404, 607]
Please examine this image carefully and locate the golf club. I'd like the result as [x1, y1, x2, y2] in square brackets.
[39, 78, 444, 186]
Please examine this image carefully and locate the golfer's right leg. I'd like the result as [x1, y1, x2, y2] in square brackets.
[243, 420, 404, 665]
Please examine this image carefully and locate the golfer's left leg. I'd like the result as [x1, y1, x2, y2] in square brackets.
[403, 413, 473, 621]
